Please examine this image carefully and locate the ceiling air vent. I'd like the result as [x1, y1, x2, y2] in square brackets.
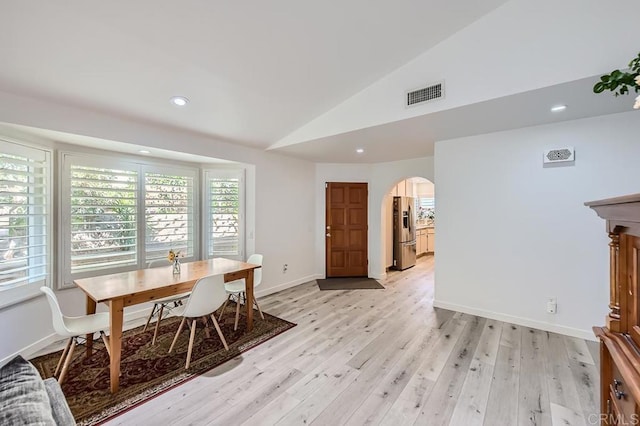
[406, 81, 444, 107]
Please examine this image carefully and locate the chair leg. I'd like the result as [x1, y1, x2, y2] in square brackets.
[58, 337, 77, 384]
[169, 317, 187, 353]
[55, 338, 73, 377]
[210, 314, 229, 350]
[254, 298, 265, 320]
[100, 331, 111, 358]
[185, 319, 197, 369]
[234, 295, 241, 331]
[152, 304, 165, 345]
[143, 304, 159, 332]
[202, 316, 211, 338]
[218, 295, 231, 321]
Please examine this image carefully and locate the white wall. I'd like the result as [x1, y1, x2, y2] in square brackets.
[315, 157, 434, 279]
[434, 110, 640, 340]
[0, 90, 317, 361]
[275, 0, 640, 147]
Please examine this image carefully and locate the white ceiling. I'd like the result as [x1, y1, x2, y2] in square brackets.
[271, 75, 634, 163]
[0, 1, 633, 164]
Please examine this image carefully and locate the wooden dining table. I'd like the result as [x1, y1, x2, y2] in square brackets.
[74, 258, 261, 393]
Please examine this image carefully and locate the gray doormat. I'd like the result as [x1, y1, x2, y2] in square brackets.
[317, 277, 384, 290]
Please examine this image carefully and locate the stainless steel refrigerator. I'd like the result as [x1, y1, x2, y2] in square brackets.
[393, 196, 416, 270]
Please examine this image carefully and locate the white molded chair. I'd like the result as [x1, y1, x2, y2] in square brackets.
[218, 254, 263, 330]
[143, 259, 191, 345]
[168, 274, 229, 369]
[40, 286, 111, 384]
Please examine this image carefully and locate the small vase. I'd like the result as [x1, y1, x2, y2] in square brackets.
[172, 259, 181, 275]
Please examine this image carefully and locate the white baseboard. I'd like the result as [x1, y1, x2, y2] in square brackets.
[255, 274, 322, 298]
[1, 307, 157, 366]
[433, 299, 597, 342]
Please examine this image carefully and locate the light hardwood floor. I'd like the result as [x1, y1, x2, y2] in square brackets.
[106, 256, 600, 426]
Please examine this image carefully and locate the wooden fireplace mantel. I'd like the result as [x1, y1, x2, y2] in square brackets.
[586, 193, 640, 424]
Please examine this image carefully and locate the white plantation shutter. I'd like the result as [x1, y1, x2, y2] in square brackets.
[0, 140, 51, 308]
[61, 154, 201, 286]
[69, 164, 138, 272]
[60, 153, 249, 287]
[416, 197, 435, 210]
[144, 170, 195, 261]
[205, 170, 244, 259]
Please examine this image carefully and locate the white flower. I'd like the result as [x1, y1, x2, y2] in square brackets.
[634, 94, 640, 110]
[635, 74, 640, 86]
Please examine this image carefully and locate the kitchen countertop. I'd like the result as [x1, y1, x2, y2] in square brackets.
[416, 223, 434, 230]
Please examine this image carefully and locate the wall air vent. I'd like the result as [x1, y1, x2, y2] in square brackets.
[406, 81, 444, 107]
[543, 147, 575, 164]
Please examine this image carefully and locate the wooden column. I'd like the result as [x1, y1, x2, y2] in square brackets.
[608, 231, 621, 332]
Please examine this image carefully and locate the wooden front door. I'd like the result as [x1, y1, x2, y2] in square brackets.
[325, 182, 368, 277]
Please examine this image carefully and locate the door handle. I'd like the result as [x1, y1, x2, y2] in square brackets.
[326, 233, 331, 237]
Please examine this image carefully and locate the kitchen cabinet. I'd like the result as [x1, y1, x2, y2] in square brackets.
[393, 180, 416, 197]
[427, 228, 435, 252]
[416, 229, 425, 255]
[416, 227, 435, 256]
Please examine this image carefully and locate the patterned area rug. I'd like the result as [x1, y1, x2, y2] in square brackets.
[30, 305, 295, 425]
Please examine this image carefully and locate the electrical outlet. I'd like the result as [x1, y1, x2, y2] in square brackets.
[283, 264, 288, 273]
[546, 297, 557, 314]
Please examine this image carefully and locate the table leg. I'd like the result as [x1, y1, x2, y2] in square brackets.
[85, 296, 97, 358]
[245, 269, 254, 331]
[109, 299, 124, 393]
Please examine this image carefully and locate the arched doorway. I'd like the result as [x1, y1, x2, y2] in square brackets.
[382, 177, 434, 274]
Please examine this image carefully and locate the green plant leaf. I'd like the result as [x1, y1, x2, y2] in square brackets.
[594, 52, 640, 99]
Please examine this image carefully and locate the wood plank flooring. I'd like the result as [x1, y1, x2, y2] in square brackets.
[106, 256, 599, 426]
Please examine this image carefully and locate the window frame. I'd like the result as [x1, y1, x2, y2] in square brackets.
[416, 196, 435, 221]
[203, 167, 245, 261]
[143, 164, 198, 265]
[0, 137, 52, 308]
[59, 152, 200, 288]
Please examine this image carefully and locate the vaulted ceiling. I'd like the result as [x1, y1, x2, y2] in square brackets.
[0, 1, 638, 163]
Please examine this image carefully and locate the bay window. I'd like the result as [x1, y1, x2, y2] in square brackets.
[60, 153, 198, 287]
[0, 142, 247, 303]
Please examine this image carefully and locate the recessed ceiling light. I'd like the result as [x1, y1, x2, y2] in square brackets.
[170, 96, 189, 107]
[550, 104, 567, 112]
[356, 148, 364, 154]
[138, 150, 151, 154]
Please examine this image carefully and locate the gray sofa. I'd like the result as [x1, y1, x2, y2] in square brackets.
[0, 355, 75, 425]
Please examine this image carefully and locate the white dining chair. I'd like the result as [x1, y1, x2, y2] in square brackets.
[143, 259, 191, 345]
[218, 253, 263, 330]
[40, 286, 111, 384]
[168, 274, 229, 369]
